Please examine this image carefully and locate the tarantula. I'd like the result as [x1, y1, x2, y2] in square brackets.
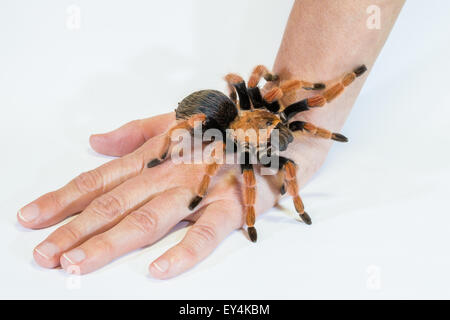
[146, 64, 367, 242]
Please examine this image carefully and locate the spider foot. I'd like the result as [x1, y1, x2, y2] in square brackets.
[188, 195, 203, 210]
[263, 74, 279, 82]
[299, 212, 312, 225]
[248, 226, 258, 242]
[331, 133, 348, 143]
[354, 65, 367, 77]
[147, 151, 168, 168]
[147, 158, 163, 168]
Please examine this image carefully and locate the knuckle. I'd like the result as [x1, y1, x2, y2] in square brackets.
[189, 223, 217, 245]
[130, 151, 146, 173]
[47, 190, 66, 211]
[120, 149, 146, 174]
[57, 225, 82, 243]
[213, 200, 243, 229]
[91, 236, 114, 256]
[73, 170, 103, 193]
[178, 243, 199, 261]
[126, 209, 159, 234]
[90, 193, 124, 221]
[177, 223, 218, 261]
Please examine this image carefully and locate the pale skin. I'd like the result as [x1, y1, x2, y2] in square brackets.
[17, 0, 404, 279]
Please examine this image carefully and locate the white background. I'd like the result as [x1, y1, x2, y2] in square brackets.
[1, 0, 449, 299]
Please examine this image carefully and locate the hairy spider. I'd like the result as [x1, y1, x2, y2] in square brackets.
[146, 64, 367, 242]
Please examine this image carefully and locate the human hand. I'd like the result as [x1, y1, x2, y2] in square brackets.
[19, 110, 325, 279]
[16, 0, 404, 279]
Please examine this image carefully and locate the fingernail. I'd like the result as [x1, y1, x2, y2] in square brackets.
[62, 249, 86, 265]
[152, 259, 169, 273]
[18, 203, 40, 222]
[35, 242, 59, 260]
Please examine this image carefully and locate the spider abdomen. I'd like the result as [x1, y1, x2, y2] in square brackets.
[176, 90, 238, 132]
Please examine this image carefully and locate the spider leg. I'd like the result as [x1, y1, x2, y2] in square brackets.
[245, 65, 281, 112]
[282, 158, 312, 225]
[247, 65, 279, 88]
[146, 113, 206, 168]
[261, 153, 310, 223]
[279, 78, 326, 93]
[246, 66, 324, 112]
[257, 81, 317, 113]
[188, 142, 224, 210]
[224, 73, 251, 110]
[246, 65, 316, 112]
[246, 64, 323, 113]
[240, 151, 257, 242]
[289, 121, 348, 142]
[281, 65, 367, 122]
[305, 64, 367, 106]
[224, 73, 241, 104]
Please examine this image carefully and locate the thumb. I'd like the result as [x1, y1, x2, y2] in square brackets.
[89, 112, 175, 157]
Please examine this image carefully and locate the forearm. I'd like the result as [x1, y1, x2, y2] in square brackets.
[272, 0, 404, 182]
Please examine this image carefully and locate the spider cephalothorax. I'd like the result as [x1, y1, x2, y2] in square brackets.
[146, 64, 367, 242]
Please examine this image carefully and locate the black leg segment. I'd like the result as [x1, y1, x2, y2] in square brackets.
[233, 82, 251, 110]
